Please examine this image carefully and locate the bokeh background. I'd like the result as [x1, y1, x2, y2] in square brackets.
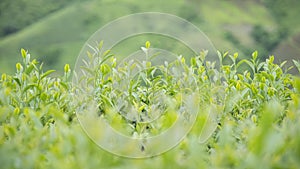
[0, 0, 299, 74]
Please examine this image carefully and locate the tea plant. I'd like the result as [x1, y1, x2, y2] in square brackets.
[0, 42, 300, 169]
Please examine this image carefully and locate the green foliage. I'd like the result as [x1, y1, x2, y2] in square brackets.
[3, 0, 299, 74]
[251, 25, 288, 59]
[0, 0, 78, 37]
[263, 0, 300, 34]
[0, 45, 300, 168]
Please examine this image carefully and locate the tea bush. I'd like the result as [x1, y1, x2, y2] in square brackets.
[0, 43, 300, 169]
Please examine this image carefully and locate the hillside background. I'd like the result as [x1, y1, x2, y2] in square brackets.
[0, 0, 299, 74]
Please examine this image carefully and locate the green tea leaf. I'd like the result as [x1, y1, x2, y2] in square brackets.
[41, 70, 56, 79]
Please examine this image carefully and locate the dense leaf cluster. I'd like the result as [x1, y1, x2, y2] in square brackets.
[0, 44, 300, 168]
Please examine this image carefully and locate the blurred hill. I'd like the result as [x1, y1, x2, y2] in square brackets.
[0, 0, 299, 74]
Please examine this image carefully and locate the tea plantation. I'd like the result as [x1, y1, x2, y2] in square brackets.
[1, 44, 300, 168]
